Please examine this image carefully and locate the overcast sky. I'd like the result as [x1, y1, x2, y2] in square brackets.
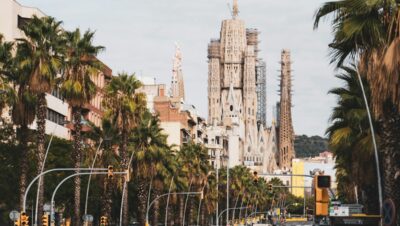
[19, 0, 341, 137]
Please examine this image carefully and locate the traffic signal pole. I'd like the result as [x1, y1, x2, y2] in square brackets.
[22, 168, 108, 213]
[50, 171, 127, 224]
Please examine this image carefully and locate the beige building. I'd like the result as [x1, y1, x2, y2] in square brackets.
[137, 46, 206, 150]
[206, 0, 277, 172]
[0, 0, 113, 140]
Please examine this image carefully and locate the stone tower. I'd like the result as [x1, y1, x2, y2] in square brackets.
[256, 60, 266, 127]
[207, 0, 260, 166]
[278, 49, 295, 170]
[170, 44, 185, 101]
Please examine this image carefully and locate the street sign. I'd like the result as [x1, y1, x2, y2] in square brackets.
[83, 214, 94, 222]
[329, 206, 349, 217]
[43, 203, 51, 212]
[383, 199, 396, 226]
[9, 210, 20, 221]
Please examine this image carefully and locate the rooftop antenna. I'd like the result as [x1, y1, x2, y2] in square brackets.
[227, 0, 239, 19]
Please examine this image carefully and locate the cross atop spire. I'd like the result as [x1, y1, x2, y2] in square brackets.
[233, 0, 239, 19]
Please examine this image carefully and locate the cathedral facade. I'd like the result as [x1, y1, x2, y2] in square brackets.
[206, 0, 278, 173]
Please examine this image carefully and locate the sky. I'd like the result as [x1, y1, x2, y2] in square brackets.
[19, 0, 341, 137]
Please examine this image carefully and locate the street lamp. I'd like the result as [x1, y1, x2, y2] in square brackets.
[33, 119, 70, 226]
[354, 59, 383, 226]
[182, 178, 194, 226]
[23, 168, 108, 213]
[83, 136, 112, 226]
[217, 207, 248, 225]
[119, 143, 139, 226]
[196, 171, 213, 226]
[164, 176, 174, 226]
[145, 192, 203, 226]
[50, 171, 127, 224]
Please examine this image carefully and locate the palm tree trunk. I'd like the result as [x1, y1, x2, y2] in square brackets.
[179, 195, 185, 226]
[188, 198, 194, 226]
[137, 177, 148, 225]
[152, 197, 160, 226]
[18, 125, 29, 209]
[168, 193, 177, 226]
[72, 107, 83, 226]
[101, 176, 113, 221]
[121, 126, 129, 226]
[36, 93, 47, 226]
[200, 202, 207, 226]
[379, 103, 400, 224]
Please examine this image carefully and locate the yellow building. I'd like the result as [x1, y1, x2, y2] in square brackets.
[292, 159, 305, 197]
[291, 151, 336, 198]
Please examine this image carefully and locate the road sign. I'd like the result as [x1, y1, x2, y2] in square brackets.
[329, 206, 349, 217]
[82, 214, 94, 222]
[43, 203, 51, 212]
[383, 199, 396, 226]
[9, 210, 20, 221]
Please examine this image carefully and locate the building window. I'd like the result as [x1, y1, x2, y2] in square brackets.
[17, 15, 31, 29]
[47, 109, 66, 125]
[51, 87, 64, 100]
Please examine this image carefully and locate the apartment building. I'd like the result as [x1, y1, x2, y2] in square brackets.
[0, 0, 113, 139]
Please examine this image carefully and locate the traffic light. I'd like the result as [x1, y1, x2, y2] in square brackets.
[42, 214, 49, 226]
[268, 184, 273, 192]
[314, 175, 331, 216]
[253, 171, 258, 184]
[13, 219, 20, 226]
[107, 165, 114, 179]
[100, 216, 107, 226]
[20, 212, 29, 226]
[317, 175, 331, 188]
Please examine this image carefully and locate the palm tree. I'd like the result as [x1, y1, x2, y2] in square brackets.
[16, 16, 63, 221]
[103, 73, 145, 225]
[326, 65, 378, 212]
[0, 34, 16, 116]
[84, 118, 119, 222]
[177, 142, 210, 225]
[0, 35, 32, 210]
[60, 28, 104, 225]
[130, 111, 170, 225]
[230, 166, 252, 222]
[314, 0, 400, 217]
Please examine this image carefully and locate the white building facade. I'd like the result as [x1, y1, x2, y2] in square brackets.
[0, 0, 70, 139]
[206, 0, 278, 172]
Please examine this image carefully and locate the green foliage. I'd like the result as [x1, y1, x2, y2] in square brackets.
[325, 65, 378, 212]
[294, 135, 329, 158]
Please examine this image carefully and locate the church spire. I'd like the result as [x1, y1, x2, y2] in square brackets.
[170, 43, 185, 101]
[233, 0, 239, 19]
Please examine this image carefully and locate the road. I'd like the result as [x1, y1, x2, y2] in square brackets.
[284, 222, 313, 226]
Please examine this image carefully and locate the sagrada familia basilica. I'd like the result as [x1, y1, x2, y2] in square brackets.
[159, 0, 295, 173]
[205, 0, 295, 173]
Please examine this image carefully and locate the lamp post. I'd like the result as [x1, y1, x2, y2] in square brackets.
[23, 168, 108, 213]
[226, 156, 229, 226]
[34, 120, 69, 226]
[182, 178, 194, 226]
[146, 192, 202, 226]
[119, 143, 138, 226]
[215, 149, 220, 226]
[83, 137, 112, 226]
[50, 171, 127, 224]
[217, 207, 248, 225]
[164, 176, 174, 226]
[354, 60, 383, 226]
[196, 172, 213, 226]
